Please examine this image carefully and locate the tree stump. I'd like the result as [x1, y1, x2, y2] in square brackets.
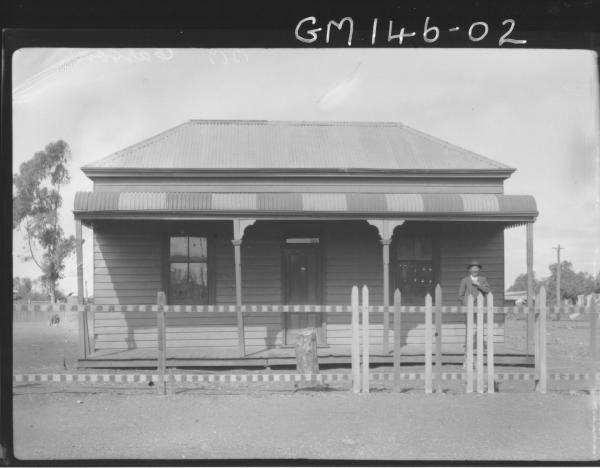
[295, 328, 319, 375]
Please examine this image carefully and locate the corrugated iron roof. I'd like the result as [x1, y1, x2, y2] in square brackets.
[82, 120, 514, 173]
[74, 191, 537, 221]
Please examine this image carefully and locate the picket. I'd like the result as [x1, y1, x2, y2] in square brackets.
[539, 286, 547, 394]
[591, 307, 598, 362]
[351, 286, 360, 394]
[476, 293, 484, 394]
[487, 292, 495, 393]
[435, 284, 443, 394]
[466, 295, 474, 393]
[156, 292, 167, 396]
[534, 290, 540, 380]
[393, 289, 402, 392]
[362, 285, 370, 394]
[424, 293, 433, 394]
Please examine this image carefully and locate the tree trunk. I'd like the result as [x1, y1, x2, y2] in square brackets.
[295, 327, 319, 374]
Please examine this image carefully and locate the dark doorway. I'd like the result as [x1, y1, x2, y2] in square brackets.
[283, 243, 324, 345]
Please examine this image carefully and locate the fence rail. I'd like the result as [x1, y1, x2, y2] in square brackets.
[13, 302, 599, 319]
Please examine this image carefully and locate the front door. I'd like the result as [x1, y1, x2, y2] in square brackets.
[284, 246, 323, 345]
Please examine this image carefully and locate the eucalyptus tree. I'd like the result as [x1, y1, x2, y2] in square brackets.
[13, 140, 76, 302]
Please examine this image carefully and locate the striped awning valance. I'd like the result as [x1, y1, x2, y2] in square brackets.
[74, 192, 537, 221]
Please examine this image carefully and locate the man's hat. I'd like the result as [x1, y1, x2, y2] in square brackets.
[467, 260, 482, 270]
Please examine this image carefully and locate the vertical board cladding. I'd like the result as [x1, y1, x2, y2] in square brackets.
[438, 222, 505, 306]
[324, 221, 383, 305]
[94, 222, 163, 305]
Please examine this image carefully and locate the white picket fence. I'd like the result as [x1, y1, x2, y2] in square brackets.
[349, 285, 581, 395]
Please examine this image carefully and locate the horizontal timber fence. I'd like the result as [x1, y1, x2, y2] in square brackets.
[14, 296, 510, 359]
[13, 293, 598, 361]
[11, 285, 600, 395]
[13, 286, 598, 387]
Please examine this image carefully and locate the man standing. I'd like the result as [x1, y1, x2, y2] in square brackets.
[458, 260, 490, 305]
[460, 261, 491, 369]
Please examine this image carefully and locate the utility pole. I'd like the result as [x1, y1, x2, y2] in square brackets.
[552, 244, 565, 309]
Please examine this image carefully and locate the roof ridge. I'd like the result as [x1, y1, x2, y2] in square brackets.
[187, 119, 403, 127]
[397, 122, 514, 171]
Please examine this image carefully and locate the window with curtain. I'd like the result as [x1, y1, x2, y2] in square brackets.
[168, 236, 208, 305]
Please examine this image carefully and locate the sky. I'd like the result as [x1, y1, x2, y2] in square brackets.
[11, 47, 600, 298]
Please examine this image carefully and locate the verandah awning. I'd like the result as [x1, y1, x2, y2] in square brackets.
[74, 191, 537, 222]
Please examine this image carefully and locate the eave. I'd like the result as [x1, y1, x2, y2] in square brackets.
[81, 167, 516, 180]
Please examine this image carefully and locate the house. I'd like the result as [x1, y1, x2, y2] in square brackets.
[505, 290, 528, 306]
[72, 120, 538, 366]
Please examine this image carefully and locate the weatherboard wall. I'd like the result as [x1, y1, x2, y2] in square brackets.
[91, 220, 505, 353]
[93, 220, 505, 306]
[438, 222, 505, 306]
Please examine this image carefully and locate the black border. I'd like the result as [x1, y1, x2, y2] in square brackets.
[2, 0, 600, 466]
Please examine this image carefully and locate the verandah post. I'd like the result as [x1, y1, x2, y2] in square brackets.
[381, 239, 392, 355]
[75, 218, 88, 359]
[87, 307, 95, 355]
[539, 286, 547, 393]
[362, 285, 370, 393]
[590, 304, 598, 363]
[435, 284, 442, 393]
[351, 286, 360, 393]
[232, 219, 255, 358]
[393, 289, 402, 392]
[486, 292, 495, 394]
[232, 239, 245, 357]
[78, 304, 89, 360]
[424, 293, 433, 394]
[526, 222, 534, 356]
[534, 290, 540, 380]
[157, 291, 167, 396]
[76, 219, 84, 304]
[466, 294, 474, 393]
[476, 293, 484, 394]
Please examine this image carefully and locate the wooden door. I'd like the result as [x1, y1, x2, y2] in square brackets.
[284, 247, 323, 345]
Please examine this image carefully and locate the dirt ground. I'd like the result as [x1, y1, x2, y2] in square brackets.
[10, 317, 600, 462]
[12, 387, 599, 461]
[503, 317, 599, 372]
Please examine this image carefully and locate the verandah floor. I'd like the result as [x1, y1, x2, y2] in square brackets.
[77, 343, 533, 369]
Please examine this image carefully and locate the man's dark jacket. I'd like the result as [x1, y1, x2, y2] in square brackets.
[458, 276, 491, 305]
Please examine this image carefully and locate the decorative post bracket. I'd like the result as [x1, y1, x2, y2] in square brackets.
[367, 219, 405, 354]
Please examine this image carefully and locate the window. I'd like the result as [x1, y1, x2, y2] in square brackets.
[168, 236, 208, 305]
[394, 230, 435, 305]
